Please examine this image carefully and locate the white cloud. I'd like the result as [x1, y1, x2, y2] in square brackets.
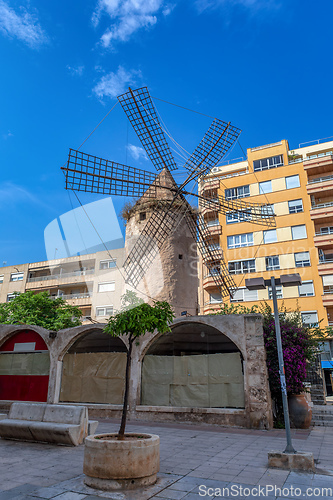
[195, 0, 279, 13]
[92, 0, 170, 48]
[127, 144, 148, 161]
[67, 65, 85, 77]
[0, 0, 47, 48]
[2, 131, 13, 140]
[0, 181, 48, 209]
[92, 65, 142, 100]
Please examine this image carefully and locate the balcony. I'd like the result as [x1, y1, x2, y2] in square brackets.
[202, 274, 221, 291]
[205, 224, 222, 236]
[201, 200, 219, 216]
[310, 201, 333, 221]
[307, 174, 333, 196]
[51, 292, 92, 306]
[203, 301, 223, 314]
[26, 269, 95, 287]
[202, 178, 220, 191]
[202, 246, 224, 262]
[323, 287, 333, 307]
[304, 153, 333, 176]
[314, 228, 333, 248]
[318, 254, 333, 274]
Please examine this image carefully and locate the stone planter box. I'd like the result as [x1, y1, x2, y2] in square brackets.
[83, 433, 160, 490]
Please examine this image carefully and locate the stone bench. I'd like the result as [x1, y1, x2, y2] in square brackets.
[0, 403, 98, 446]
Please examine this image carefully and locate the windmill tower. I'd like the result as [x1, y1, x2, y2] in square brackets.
[124, 168, 198, 317]
[62, 87, 275, 315]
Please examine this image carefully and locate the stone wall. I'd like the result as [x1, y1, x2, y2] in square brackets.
[0, 314, 273, 429]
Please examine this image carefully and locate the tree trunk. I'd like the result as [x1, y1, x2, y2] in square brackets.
[118, 334, 133, 439]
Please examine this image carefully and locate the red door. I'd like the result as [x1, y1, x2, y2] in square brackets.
[0, 330, 50, 402]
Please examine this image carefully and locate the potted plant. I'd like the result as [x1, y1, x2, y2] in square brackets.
[83, 292, 174, 491]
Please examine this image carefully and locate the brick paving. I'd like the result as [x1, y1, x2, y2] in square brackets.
[1, 419, 333, 499]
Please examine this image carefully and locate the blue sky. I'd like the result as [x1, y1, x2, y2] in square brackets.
[1, 0, 333, 266]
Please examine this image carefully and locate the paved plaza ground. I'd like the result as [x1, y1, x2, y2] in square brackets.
[1, 418, 333, 500]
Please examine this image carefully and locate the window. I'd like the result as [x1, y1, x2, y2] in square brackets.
[268, 286, 283, 299]
[225, 185, 250, 200]
[266, 256, 280, 271]
[226, 210, 252, 224]
[0, 275, 3, 284]
[229, 259, 256, 274]
[301, 311, 319, 327]
[98, 282, 115, 293]
[6, 293, 17, 302]
[294, 252, 310, 267]
[100, 259, 116, 270]
[286, 175, 300, 189]
[261, 204, 274, 218]
[253, 155, 283, 172]
[10, 272, 24, 282]
[209, 292, 222, 304]
[298, 281, 314, 297]
[263, 229, 277, 244]
[96, 306, 113, 317]
[288, 199, 303, 214]
[139, 212, 146, 221]
[259, 180, 272, 194]
[291, 225, 307, 240]
[227, 233, 253, 249]
[231, 287, 258, 302]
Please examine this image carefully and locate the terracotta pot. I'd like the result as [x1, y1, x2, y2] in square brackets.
[288, 394, 312, 429]
[83, 433, 159, 491]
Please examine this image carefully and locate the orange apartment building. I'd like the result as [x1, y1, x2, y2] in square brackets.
[199, 138, 333, 335]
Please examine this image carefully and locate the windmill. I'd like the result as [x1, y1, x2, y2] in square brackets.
[62, 87, 275, 300]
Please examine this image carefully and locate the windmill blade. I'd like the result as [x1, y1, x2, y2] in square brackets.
[185, 212, 236, 298]
[183, 119, 241, 174]
[62, 149, 167, 198]
[124, 197, 189, 288]
[117, 87, 178, 172]
[194, 192, 276, 227]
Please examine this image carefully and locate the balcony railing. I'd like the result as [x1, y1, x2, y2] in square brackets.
[319, 256, 333, 264]
[315, 227, 333, 236]
[288, 157, 303, 165]
[206, 220, 220, 227]
[27, 269, 95, 282]
[311, 201, 333, 210]
[306, 151, 333, 161]
[51, 292, 92, 300]
[324, 287, 333, 295]
[308, 174, 333, 184]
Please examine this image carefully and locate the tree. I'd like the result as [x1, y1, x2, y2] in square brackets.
[0, 291, 82, 330]
[104, 295, 174, 439]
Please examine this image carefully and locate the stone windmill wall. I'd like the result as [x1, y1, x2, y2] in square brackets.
[124, 169, 198, 318]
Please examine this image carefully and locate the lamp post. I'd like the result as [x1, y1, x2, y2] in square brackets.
[245, 273, 302, 454]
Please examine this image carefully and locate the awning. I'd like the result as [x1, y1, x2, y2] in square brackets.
[321, 361, 333, 369]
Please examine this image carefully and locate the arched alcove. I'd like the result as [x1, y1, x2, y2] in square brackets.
[0, 329, 50, 402]
[141, 322, 245, 409]
[60, 329, 127, 404]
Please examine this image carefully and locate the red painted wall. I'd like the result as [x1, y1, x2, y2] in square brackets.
[0, 330, 49, 402]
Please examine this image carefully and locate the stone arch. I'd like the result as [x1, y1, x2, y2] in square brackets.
[140, 318, 245, 409]
[59, 325, 127, 405]
[0, 327, 51, 402]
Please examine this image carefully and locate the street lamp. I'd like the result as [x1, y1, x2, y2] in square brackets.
[245, 273, 302, 454]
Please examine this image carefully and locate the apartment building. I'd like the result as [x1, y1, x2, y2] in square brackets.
[199, 138, 333, 330]
[0, 248, 125, 323]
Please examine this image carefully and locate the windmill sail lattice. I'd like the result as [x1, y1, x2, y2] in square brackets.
[62, 86, 276, 298]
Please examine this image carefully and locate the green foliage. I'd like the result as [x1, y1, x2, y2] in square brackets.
[104, 299, 174, 340]
[0, 291, 82, 330]
[120, 290, 144, 311]
[212, 302, 260, 315]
